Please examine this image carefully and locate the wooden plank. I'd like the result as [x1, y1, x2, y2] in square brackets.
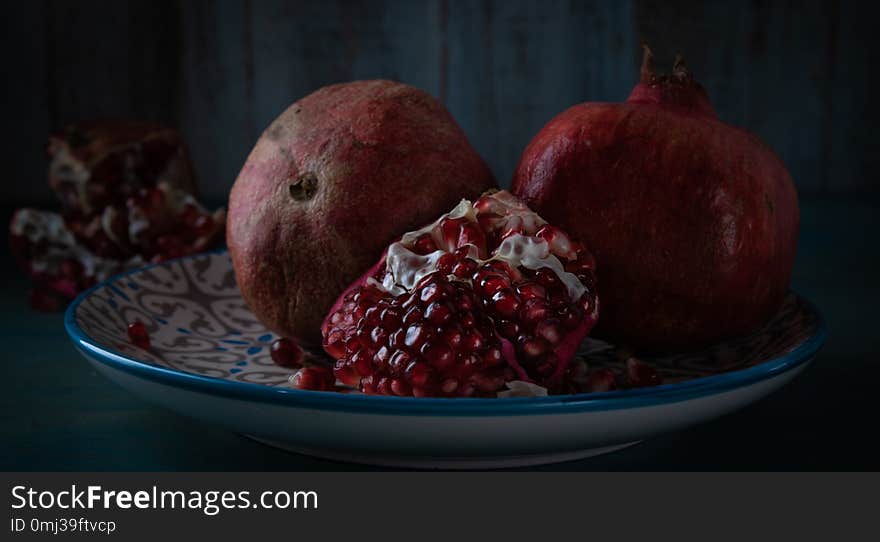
[178, 0, 255, 201]
[445, 0, 637, 186]
[249, 0, 443, 137]
[827, 1, 875, 192]
[46, 0, 180, 125]
[4, 2, 51, 203]
[633, 0, 837, 194]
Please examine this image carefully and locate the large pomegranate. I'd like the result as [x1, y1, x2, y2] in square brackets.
[321, 190, 599, 397]
[228, 80, 496, 347]
[511, 47, 799, 353]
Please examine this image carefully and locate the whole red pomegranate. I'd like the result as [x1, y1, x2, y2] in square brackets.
[321, 190, 599, 397]
[512, 47, 799, 353]
[228, 80, 496, 347]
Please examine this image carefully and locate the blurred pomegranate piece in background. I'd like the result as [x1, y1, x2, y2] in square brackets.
[9, 120, 225, 310]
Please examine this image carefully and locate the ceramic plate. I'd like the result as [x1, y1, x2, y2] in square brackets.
[64, 251, 826, 468]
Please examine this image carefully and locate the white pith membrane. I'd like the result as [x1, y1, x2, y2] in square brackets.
[11, 208, 142, 282]
[11, 182, 224, 287]
[359, 191, 591, 397]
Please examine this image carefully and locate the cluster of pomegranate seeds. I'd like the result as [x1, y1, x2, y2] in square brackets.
[270, 338, 303, 368]
[62, 183, 225, 264]
[322, 191, 601, 397]
[127, 321, 151, 350]
[326, 272, 512, 398]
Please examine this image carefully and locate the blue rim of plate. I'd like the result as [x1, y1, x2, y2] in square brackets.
[64, 250, 827, 416]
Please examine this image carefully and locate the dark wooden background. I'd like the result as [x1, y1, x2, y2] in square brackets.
[4, 0, 877, 204]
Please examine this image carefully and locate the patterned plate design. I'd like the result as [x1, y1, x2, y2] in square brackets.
[72, 251, 822, 392]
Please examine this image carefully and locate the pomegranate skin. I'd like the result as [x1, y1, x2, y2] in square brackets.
[228, 80, 496, 347]
[511, 51, 799, 353]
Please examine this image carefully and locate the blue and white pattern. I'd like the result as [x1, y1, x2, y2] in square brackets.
[72, 251, 822, 390]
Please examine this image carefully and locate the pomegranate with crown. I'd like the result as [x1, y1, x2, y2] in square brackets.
[512, 47, 799, 353]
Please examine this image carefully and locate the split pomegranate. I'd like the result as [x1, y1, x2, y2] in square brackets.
[512, 46, 799, 353]
[321, 190, 599, 397]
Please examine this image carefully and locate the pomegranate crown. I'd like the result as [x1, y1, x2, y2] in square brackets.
[627, 44, 716, 117]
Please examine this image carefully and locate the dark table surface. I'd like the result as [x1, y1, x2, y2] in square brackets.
[2, 197, 877, 471]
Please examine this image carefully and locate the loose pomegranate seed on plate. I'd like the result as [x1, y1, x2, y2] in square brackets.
[290, 366, 335, 391]
[270, 338, 303, 368]
[127, 321, 151, 350]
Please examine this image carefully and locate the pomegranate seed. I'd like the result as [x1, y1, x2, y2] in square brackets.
[412, 234, 437, 254]
[389, 350, 412, 375]
[439, 216, 465, 251]
[364, 307, 381, 326]
[479, 274, 510, 297]
[536, 225, 574, 258]
[351, 351, 372, 376]
[483, 347, 503, 367]
[391, 379, 411, 396]
[388, 328, 406, 349]
[585, 369, 618, 392]
[376, 377, 393, 395]
[193, 214, 214, 237]
[370, 326, 388, 346]
[462, 330, 485, 352]
[127, 321, 151, 350]
[518, 336, 548, 359]
[491, 289, 520, 318]
[291, 366, 334, 391]
[458, 222, 487, 256]
[425, 302, 452, 325]
[379, 307, 401, 329]
[436, 253, 456, 275]
[324, 328, 346, 358]
[443, 326, 464, 349]
[579, 292, 594, 314]
[455, 293, 474, 311]
[498, 319, 520, 339]
[626, 358, 662, 388]
[422, 341, 455, 370]
[520, 298, 550, 328]
[452, 259, 477, 278]
[419, 283, 442, 304]
[373, 346, 391, 368]
[516, 281, 547, 300]
[535, 319, 562, 345]
[361, 375, 377, 394]
[457, 383, 476, 397]
[459, 310, 476, 328]
[441, 378, 459, 394]
[334, 364, 361, 387]
[558, 305, 584, 329]
[404, 324, 430, 349]
[270, 337, 303, 368]
[534, 268, 559, 287]
[405, 361, 434, 387]
[403, 306, 421, 325]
